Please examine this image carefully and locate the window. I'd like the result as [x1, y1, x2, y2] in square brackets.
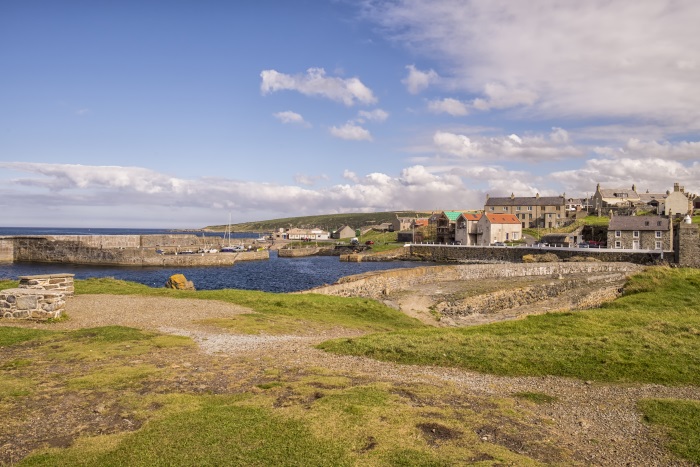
[615, 231, 621, 237]
[655, 231, 662, 238]
[516, 206, 521, 211]
[655, 241, 662, 250]
[489, 207, 494, 211]
[633, 231, 639, 238]
[615, 241, 621, 248]
[527, 206, 533, 211]
[503, 207, 508, 211]
[657, 221, 662, 226]
[644, 221, 650, 226]
[529, 214, 533, 219]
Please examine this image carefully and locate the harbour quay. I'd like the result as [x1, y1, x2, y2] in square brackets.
[0, 234, 268, 267]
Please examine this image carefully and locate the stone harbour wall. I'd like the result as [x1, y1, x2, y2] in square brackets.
[409, 244, 666, 265]
[0, 238, 14, 262]
[303, 262, 644, 299]
[8, 235, 267, 266]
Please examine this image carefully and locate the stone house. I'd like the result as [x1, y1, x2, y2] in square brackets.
[332, 225, 356, 239]
[454, 213, 482, 245]
[592, 183, 667, 214]
[484, 194, 566, 229]
[476, 213, 522, 245]
[391, 216, 414, 233]
[607, 215, 671, 250]
[659, 183, 694, 216]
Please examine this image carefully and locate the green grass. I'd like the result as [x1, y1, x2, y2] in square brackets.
[318, 267, 700, 385]
[76, 278, 423, 333]
[639, 398, 700, 464]
[0, 279, 19, 289]
[20, 397, 351, 467]
[0, 327, 55, 346]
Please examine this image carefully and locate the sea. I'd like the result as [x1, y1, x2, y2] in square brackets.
[0, 227, 426, 293]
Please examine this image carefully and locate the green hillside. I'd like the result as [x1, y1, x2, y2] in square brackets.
[204, 211, 431, 232]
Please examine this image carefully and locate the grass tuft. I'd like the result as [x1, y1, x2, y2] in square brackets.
[639, 398, 700, 464]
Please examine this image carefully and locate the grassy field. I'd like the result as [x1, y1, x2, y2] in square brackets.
[3, 268, 700, 465]
[318, 267, 700, 385]
[75, 278, 423, 334]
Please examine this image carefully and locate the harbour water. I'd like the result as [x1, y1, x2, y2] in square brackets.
[0, 227, 425, 292]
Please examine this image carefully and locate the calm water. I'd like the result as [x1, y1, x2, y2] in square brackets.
[0, 227, 425, 292]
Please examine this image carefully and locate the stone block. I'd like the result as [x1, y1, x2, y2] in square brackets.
[16, 295, 38, 310]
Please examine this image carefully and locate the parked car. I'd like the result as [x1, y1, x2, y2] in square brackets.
[577, 243, 590, 248]
[365, 240, 374, 245]
[491, 242, 506, 247]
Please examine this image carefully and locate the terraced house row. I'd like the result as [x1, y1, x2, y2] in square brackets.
[429, 182, 697, 248]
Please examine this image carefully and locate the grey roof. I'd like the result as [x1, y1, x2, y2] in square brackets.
[609, 216, 670, 231]
[638, 192, 667, 203]
[485, 196, 565, 207]
[598, 188, 639, 199]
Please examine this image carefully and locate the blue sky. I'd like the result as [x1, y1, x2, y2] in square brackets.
[1, 0, 699, 228]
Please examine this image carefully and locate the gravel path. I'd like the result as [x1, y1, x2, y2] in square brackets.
[5, 294, 699, 466]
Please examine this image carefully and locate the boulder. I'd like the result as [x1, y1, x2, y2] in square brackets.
[165, 274, 195, 291]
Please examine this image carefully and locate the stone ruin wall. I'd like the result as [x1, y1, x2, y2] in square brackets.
[1, 274, 74, 320]
[675, 223, 700, 268]
[304, 262, 644, 299]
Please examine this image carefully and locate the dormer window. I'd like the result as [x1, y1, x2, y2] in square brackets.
[644, 221, 649, 226]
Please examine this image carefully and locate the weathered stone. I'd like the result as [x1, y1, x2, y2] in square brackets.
[165, 274, 195, 291]
[16, 295, 38, 310]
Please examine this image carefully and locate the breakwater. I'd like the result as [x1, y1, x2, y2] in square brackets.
[0, 235, 268, 266]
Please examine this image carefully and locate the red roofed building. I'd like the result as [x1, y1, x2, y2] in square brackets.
[455, 212, 482, 245]
[476, 213, 522, 245]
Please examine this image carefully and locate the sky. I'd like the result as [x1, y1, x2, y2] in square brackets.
[1, 0, 699, 228]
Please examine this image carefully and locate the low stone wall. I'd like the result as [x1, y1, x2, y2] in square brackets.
[409, 244, 666, 265]
[18, 273, 75, 297]
[1, 288, 66, 319]
[303, 262, 644, 299]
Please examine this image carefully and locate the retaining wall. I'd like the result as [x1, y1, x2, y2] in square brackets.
[409, 245, 666, 265]
[304, 262, 644, 299]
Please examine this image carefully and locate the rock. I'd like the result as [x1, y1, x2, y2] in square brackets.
[165, 274, 195, 290]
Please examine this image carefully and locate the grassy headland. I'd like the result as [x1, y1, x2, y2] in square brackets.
[318, 267, 700, 385]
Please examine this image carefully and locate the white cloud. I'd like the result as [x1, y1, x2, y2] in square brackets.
[330, 122, 373, 141]
[427, 98, 468, 116]
[358, 108, 389, 122]
[293, 173, 328, 186]
[432, 129, 583, 162]
[402, 65, 439, 94]
[260, 68, 377, 106]
[593, 138, 700, 161]
[365, 0, 700, 128]
[550, 157, 700, 195]
[273, 111, 310, 127]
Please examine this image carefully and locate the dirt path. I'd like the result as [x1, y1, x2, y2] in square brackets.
[3, 294, 698, 465]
